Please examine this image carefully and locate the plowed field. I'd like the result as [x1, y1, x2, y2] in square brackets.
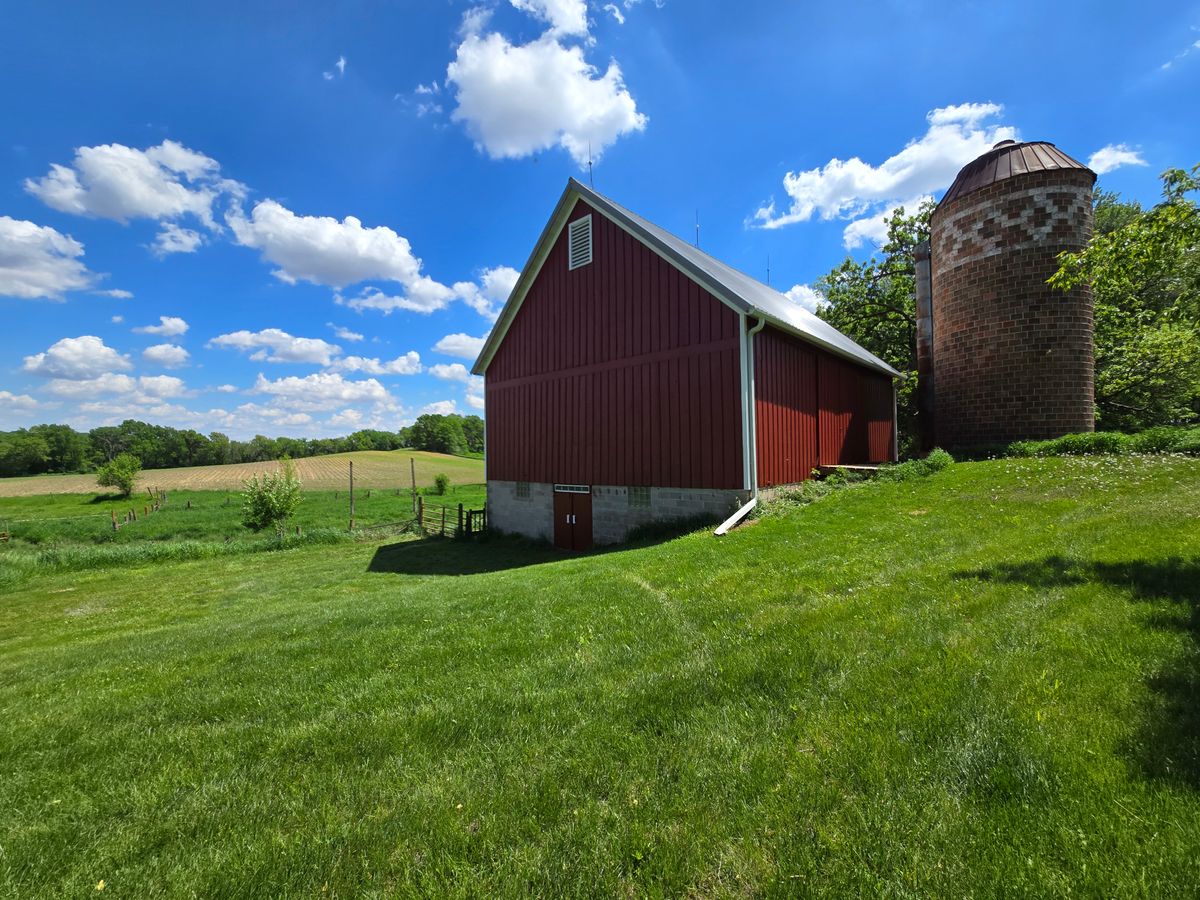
[0, 451, 483, 496]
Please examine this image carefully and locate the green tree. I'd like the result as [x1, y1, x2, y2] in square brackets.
[815, 201, 934, 456]
[407, 414, 467, 455]
[1052, 164, 1200, 429]
[240, 457, 303, 539]
[96, 452, 142, 497]
[0, 430, 51, 477]
[30, 424, 88, 472]
[461, 415, 485, 453]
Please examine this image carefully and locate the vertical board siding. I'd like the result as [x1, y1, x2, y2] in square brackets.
[755, 326, 895, 485]
[754, 328, 818, 487]
[817, 352, 895, 466]
[486, 200, 743, 489]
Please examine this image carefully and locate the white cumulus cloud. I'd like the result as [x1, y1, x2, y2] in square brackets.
[335, 282, 456, 315]
[453, 265, 519, 320]
[250, 372, 393, 412]
[45, 373, 186, 400]
[0, 391, 38, 411]
[24, 140, 240, 229]
[95, 288, 133, 299]
[429, 362, 473, 383]
[227, 198, 436, 289]
[133, 315, 189, 337]
[327, 352, 423, 376]
[1087, 143, 1149, 175]
[422, 399, 458, 415]
[142, 343, 190, 368]
[783, 284, 825, 314]
[434, 332, 488, 359]
[208, 328, 342, 366]
[152, 223, 204, 256]
[23, 335, 132, 379]
[0, 216, 97, 300]
[447, 31, 646, 166]
[753, 102, 1016, 248]
[329, 324, 364, 342]
[510, 0, 589, 36]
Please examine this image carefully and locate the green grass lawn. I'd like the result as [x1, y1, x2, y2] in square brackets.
[2, 456, 1198, 897]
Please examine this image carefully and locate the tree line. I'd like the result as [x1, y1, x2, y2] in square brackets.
[0, 413, 484, 478]
[816, 163, 1200, 453]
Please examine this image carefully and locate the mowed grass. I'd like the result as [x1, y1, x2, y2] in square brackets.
[2, 456, 1198, 897]
[0, 449, 483, 496]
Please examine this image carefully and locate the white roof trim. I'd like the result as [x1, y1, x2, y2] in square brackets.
[473, 178, 901, 379]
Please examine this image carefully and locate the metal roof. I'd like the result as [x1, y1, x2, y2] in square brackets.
[474, 178, 901, 378]
[938, 140, 1094, 208]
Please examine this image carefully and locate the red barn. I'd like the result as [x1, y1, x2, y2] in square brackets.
[473, 179, 899, 549]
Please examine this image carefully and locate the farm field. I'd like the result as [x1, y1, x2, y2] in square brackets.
[0, 449, 484, 496]
[0, 483, 486, 547]
[2, 455, 1199, 896]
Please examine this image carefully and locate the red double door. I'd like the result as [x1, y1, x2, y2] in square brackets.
[553, 488, 593, 551]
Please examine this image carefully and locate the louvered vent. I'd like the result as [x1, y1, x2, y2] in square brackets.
[567, 215, 593, 270]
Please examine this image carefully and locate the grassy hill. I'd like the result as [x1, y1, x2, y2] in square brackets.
[2, 455, 1198, 896]
[0, 449, 484, 496]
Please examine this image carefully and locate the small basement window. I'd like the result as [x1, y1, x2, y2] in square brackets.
[515, 481, 530, 499]
[628, 486, 650, 508]
[568, 215, 593, 270]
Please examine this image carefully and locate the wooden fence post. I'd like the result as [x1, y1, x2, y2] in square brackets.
[441, 505, 446, 537]
[111, 510, 117, 531]
[417, 495, 424, 533]
[457, 504, 463, 538]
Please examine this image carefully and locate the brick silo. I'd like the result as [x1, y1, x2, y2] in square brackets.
[927, 140, 1096, 448]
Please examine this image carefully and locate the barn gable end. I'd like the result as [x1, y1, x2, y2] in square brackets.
[486, 199, 745, 490]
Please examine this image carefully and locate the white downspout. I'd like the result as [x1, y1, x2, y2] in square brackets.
[718, 316, 766, 537]
[746, 316, 767, 495]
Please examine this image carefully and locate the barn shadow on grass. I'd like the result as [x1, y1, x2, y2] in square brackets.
[955, 555, 1200, 790]
[368, 536, 570, 576]
[367, 516, 718, 577]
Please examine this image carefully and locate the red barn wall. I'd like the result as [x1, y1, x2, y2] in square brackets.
[485, 200, 744, 489]
[754, 326, 894, 487]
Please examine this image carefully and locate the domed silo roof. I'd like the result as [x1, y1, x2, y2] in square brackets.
[938, 140, 1094, 208]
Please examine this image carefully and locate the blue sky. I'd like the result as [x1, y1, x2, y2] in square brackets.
[2, 0, 1197, 439]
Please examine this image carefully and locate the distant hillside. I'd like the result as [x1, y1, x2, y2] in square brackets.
[0, 450, 483, 496]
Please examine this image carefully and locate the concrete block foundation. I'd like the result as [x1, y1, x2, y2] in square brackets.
[487, 481, 750, 546]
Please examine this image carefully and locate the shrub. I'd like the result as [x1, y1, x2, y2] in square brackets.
[96, 453, 142, 497]
[876, 448, 955, 482]
[1171, 428, 1200, 454]
[241, 457, 302, 538]
[433, 473, 450, 495]
[1003, 426, 1200, 459]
